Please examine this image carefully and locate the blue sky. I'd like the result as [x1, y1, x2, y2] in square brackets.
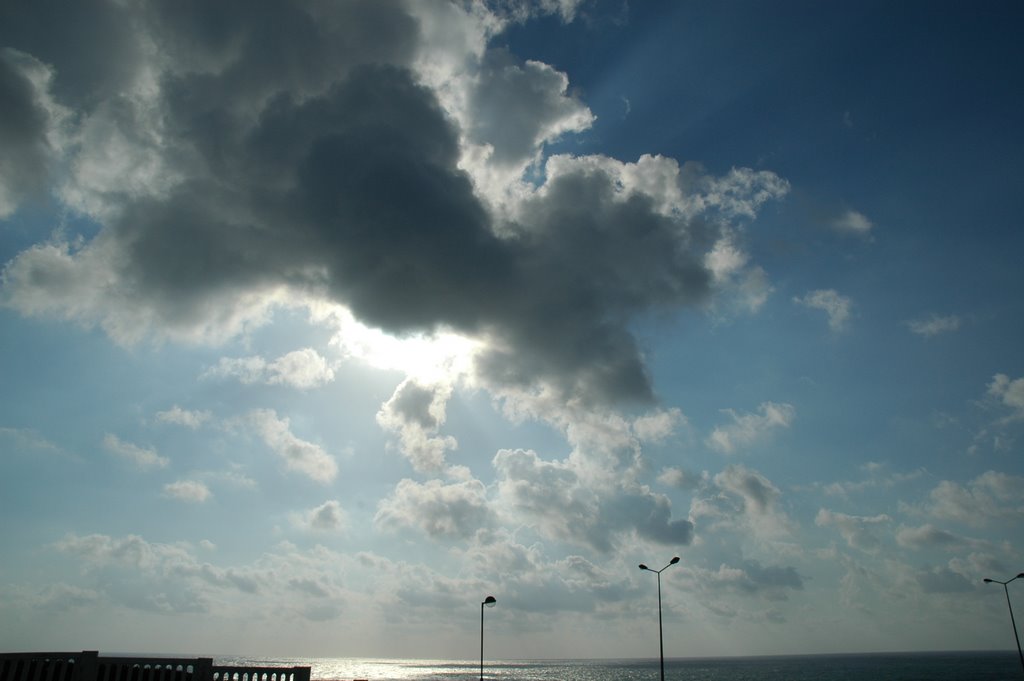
[1, 0, 1023, 661]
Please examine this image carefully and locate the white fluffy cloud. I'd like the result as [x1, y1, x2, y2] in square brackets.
[494, 448, 603, 548]
[376, 379, 457, 473]
[493, 447, 693, 553]
[658, 466, 704, 490]
[465, 49, 594, 169]
[300, 500, 347, 532]
[631, 408, 685, 442]
[375, 478, 494, 539]
[988, 373, 1024, 417]
[267, 348, 336, 389]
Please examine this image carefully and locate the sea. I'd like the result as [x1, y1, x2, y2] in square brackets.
[215, 652, 1021, 681]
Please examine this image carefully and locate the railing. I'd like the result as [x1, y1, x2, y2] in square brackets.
[0, 653, 310, 681]
[0, 652, 85, 681]
[210, 667, 309, 681]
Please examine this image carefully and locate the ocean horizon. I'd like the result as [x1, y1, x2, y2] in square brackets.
[211, 651, 1022, 681]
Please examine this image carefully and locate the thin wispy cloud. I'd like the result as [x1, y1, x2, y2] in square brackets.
[895, 523, 988, 551]
[163, 480, 212, 503]
[0, 427, 62, 456]
[908, 314, 961, 337]
[155, 406, 212, 430]
[243, 409, 337, 484]
[102, 434, 168, 469]
[794, 289, 852, 332]
[815, 509, 891, 554]
[203, 349, 336, 390]
[707, 402, 796, 455]
[831, 209, 873, 236]
[818, 465, 926, 498]
[908, 471, 1024, 527]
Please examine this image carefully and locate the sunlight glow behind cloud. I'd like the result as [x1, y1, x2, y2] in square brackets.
[0, 0, 1021, 661]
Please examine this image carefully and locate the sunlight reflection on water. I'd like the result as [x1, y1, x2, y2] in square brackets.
[215, 652, 1018, 681]
[218, 657, 475, 681]
[215, 657, 639, 681]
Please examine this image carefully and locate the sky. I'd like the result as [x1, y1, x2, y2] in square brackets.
[1, 0, 1023, 662]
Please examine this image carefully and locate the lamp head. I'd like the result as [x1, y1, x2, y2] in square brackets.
[483, 595, 496, 607]
[638, 564, 649, 571]
[1017, 573, 1024, 579]
[670, 557, 680, 565]
[983, 578, 994, 583]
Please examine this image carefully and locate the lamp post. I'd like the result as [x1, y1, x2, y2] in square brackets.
[984, 573, 1024, 675]
[639, 557, 680, 681]
[480, 595, 496, 681]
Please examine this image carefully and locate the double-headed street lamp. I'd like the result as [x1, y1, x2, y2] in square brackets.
[480, 595, 496, 681]
[983, 573, 1024, 675]
[639, 557, 680, 681]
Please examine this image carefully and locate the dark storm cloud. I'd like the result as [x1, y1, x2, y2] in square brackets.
[2, 0, 755, 406]
[113, 189, 284, 326]
[480, 165, 715, 402]
[0, 0, 142, 106]
[0, 0, 417, 106]
[146, 0, 418, 84]
[103, 58, 517, 336]
[279, 66, 519, 333]
[0, 49, 56, 214]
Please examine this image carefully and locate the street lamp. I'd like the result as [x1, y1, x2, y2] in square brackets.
[983, 573, 1024, 675]
[639, 557, 680, 681]
[480, 595, 496, 681]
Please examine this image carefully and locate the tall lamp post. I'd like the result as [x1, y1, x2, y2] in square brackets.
[480, 595, 496, 681]
[639, 557, 680, 681]
[983, 573, 1024, 675]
